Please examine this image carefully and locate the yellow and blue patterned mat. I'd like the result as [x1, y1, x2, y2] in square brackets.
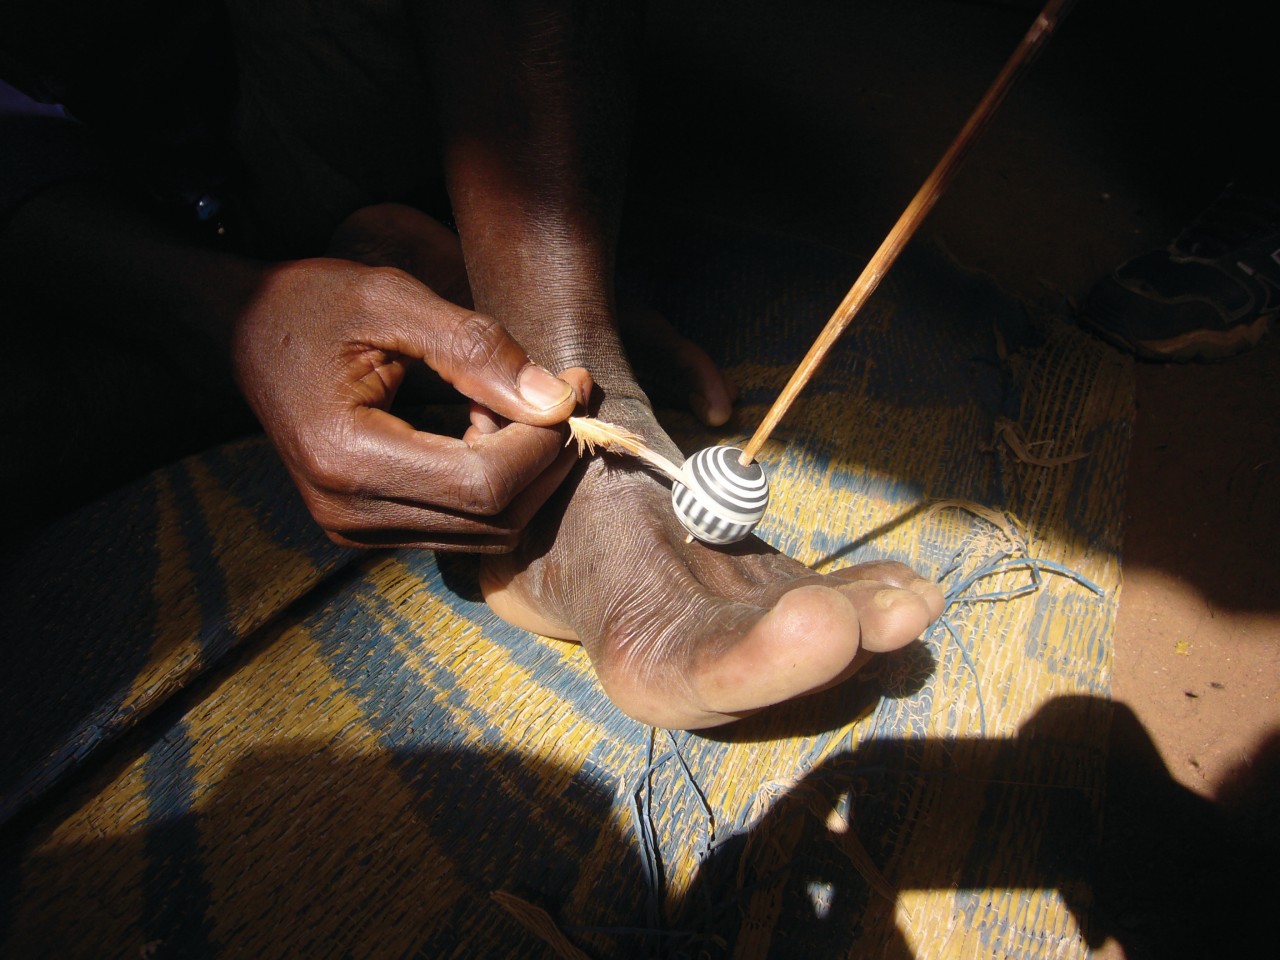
[0, 224, 1131, 958]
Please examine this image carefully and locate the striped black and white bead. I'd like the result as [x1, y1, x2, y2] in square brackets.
[671, 445, 770, 545]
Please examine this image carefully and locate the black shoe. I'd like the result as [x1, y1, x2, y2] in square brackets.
[1082, 183, 1280, 361]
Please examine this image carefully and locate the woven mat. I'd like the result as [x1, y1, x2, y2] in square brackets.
[0, 224, 1132, 958]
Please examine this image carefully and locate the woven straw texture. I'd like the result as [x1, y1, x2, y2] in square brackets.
[0, 225, 1131, 958]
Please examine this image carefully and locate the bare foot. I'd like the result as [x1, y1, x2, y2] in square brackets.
[481, 399, 944, 729]
[327, 204, 943, 728]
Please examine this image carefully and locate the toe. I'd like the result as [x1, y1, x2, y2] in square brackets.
[832, 577, 943, 652]
[478, 454, 945, 730]
[688, 570, 941, 724]
[830, 562, 945, 648]
[692, 584, 865, 721]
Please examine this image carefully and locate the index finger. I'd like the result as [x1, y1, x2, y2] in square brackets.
[339, 406, 569, 516]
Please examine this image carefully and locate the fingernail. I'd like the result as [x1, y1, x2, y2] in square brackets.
[518, 364, 574, 409]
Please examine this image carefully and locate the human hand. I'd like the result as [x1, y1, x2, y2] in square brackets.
[231, 256, 589, 551]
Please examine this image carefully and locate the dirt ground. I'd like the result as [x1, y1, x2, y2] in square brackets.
[1116, 348, 1279, 799]
[633, 1, 1279, 955]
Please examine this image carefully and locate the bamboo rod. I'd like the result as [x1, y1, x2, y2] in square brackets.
[739, 0, 1076, 466]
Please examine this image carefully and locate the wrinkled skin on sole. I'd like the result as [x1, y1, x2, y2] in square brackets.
[480, 407, 945, 729]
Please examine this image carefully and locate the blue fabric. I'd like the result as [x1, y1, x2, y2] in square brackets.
[0, 78, 102, 220]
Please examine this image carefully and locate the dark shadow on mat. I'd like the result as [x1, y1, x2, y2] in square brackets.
[698, 640, 936, 744]
[0, 742, 649, 960]
[3, 695, 1273, 959]
[677, 695, 1277, 960]
[0, 435, 363, 831]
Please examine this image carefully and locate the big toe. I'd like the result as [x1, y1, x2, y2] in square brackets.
[689, 573, 941, 724]
[692, 584, 865, 721]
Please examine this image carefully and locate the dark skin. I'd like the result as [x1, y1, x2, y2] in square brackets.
[230, 254, 594, 551]
[0, 180, 588, 552]
[417, 1, 943, 727]
[0, 0, 944, 728]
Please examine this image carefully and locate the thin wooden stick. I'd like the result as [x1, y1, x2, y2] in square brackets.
[739, 0, 1076, 466]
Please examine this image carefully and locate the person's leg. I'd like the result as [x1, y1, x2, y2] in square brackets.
[328, 196, 944, 729]
[225, 0, 945, 729]
[417, 1, 942, 728]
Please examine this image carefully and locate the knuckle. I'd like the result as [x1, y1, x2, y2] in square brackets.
[296, 442, 362, 499]
[484, 535, 520, 554]
[453, 465, 510, 516]
[303, 490, 348, 532]
[349, 265, 417, 314]
[446, 312, 509, 375]
[447, 444, 534, 517]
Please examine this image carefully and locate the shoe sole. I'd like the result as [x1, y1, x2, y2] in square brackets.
[1081, 313, 1273, 363]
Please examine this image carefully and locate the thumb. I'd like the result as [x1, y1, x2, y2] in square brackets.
[390, 288, 579, 425]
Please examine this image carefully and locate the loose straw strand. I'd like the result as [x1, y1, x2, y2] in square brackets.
[738, 0, 1077, 466]
[490, 891, 594, 960]
[567, 416, 687, 484]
